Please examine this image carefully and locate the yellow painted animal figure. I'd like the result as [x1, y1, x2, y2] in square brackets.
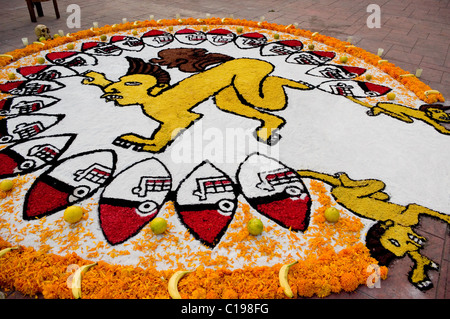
[297, 169, 450, 290]
[82, 49, 312, 152]
[347, 96, 450, 135]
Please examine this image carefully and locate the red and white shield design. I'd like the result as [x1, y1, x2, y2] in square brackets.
[99, 158, 172, 245]
[175, 161, 237, 248]
[307, 64, 366, 79]
[16, 65, 78, 80]
[81, 41, 123, 56]
[237, 153, 311, 231]
[206, 29, 235, 46]
[286, 51, 336, 65]
[318, 80, 391, 97]
[0, 114, 64, 144]
[46, 51, 98, 67]
[0, 95, 60, 116]
[109, 36, 144, 51]
[141, 30, 174, 47]
[175, 28, 206, 45]
[260, 40, 304, 56]
[0, 134, 75, 179]
[23, 150, 116, 220]
[0, 80, 64, 95]
[234, 32, 267, 49]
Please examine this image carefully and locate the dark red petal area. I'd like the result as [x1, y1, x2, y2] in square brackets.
[179, 209, 232, 246]
[255, 195, 311, 231]
[99, 203, 157, 245]
[24, 180, 69, 219]
[0, 153, 19, 177]
[17, 65, 48, 77]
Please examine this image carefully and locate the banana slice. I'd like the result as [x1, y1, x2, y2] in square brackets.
[279, 261, 298, 298]
[71, 262, 97, 299]
[168, 270, 193, 299]
[424, 90, 440, 97]
[0, 246, 18, 257]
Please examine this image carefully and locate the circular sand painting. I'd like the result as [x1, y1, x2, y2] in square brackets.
[0, 19, 449, 298]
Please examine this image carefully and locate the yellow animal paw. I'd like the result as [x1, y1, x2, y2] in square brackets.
[408, 251, 439, 291]
[113, 135, 166, 153]
[142, 144, 165, 152]
[81, 71, 99, 84]
[113, 135, 146, 152]
[81, 71, 112, 87]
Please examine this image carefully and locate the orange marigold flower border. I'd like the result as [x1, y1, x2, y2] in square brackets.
[0, 238, 387, 299]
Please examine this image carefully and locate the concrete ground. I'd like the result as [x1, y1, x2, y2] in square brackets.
[0, 0, 449, 299]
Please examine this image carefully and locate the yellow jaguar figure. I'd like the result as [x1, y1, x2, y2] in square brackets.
[82, 49, 312, 152]
[298, 169, 450, 290]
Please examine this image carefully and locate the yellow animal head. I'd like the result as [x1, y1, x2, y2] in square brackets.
[379, 220, 425, 257]
[100, 57, 170, 106]
[424, 107, 450, 123]
[102, 74, 169, 106]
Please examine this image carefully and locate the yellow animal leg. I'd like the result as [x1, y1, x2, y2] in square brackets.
[372, 102, 415, 123]
[232, 62, 312, 111]
[215, 86, 285, 144]
[337, 173, 387, 196]
[397, 203, 450, 227]
[114, 113, 201, 152]
[296, 170, 342, 187]
[408, 250, 438, 290]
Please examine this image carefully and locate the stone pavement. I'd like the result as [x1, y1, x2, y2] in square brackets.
[0, 0, 449, 299]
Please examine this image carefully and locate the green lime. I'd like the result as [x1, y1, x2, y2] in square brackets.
[247, 218, 264, 235]
[340, 56, 348, 63]
[150, 217, 167, 235]
[324, 207, 340, 223]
